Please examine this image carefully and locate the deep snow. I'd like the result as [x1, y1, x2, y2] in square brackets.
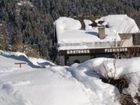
[0, 51, 140, 105]
[0, 52, 92, 105]
[70, 57, 140, 104]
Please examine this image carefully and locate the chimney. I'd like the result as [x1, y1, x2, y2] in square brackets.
[98, 26, 106, 39]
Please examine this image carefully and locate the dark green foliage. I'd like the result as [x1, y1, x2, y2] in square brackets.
[0, 0, 50, 58]
[0, 0, 140, 60]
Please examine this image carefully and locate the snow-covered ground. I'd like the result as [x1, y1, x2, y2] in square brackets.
[70, 57, 140, 103]
[0, 51, 140, 105]
[0, 52, 92, 105]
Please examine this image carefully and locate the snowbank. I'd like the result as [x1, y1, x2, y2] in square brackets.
[0, 51, 55, 69]
[1, 52, 140, 105]
[0, 51, 93, 105]
[72, 57, 140, 79]
[0, 66, 92, 105]
[70, 57, 140, 104]
[0, 54, 31, 73]
[28, 57, 55, 67]
[70, 60, 120, 105]
[0, 82, 31, 105]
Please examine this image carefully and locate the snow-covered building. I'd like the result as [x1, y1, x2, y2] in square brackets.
[54, 15, 140, 65]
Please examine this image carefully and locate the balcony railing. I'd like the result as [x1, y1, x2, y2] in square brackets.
[58, 41, 124, 49]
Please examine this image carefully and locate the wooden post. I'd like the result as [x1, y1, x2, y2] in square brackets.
[14, 62, 26, 68]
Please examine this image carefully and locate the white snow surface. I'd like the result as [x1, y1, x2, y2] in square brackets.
[0, 51, 140, 105]
[0, 52, 92, 105]
[0, 50, 55, 69]
[96, 15, 140, 34]
[55, 15, 140, 50]
[70, 57, 140, 104]
[0, 67, 92, 105]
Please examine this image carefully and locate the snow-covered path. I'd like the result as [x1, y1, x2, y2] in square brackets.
[0, 67, 93, 105]
[0, 52, 140, 105]
[0, 54, 92, 105]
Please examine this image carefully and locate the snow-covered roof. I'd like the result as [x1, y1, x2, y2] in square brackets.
[96, 15, 140, 34]
[55, 15, 140, 50]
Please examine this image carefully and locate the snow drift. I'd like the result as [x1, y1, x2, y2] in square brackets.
[70, 57, 140, 104]
[0, 51, 140, 105]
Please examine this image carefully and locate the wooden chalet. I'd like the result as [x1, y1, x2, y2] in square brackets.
[54, 15, 140, 65]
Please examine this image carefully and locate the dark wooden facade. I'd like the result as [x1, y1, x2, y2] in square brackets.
[59, 46, 140, 56]
[58, 46, 140, 65]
